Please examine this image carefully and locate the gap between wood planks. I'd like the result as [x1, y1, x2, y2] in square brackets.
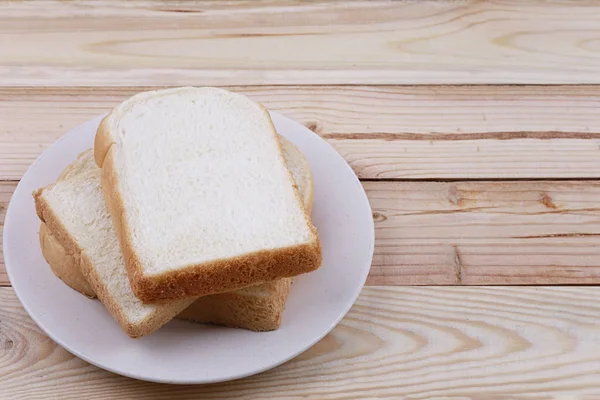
[360, 177, 600, 183]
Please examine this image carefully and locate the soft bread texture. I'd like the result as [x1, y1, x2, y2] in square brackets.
[95, 87, 321, 302]
[33, 150, 196, 338]
[38, 138, 314, 331]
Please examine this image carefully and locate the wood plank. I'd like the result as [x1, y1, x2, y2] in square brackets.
[0, 182, 13, 286]
[3, 1, 600, 85]
[4, 286, 600, 398]
[3, 180, 600, 286]
[3, 85, 600, 180]
[367, 181, 600, 285]
[336, 138, 600, 180]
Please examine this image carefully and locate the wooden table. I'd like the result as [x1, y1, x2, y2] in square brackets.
[2, 1, 600, 398]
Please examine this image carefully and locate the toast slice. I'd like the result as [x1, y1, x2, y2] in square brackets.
[94, 87, 321, 302]
[38, 138, 314, 331]
[38, 150, 100, 298]
[33, 150, 196, 338]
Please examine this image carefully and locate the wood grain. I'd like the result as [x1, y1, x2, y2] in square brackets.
[3, 0, 600, 394]
[4, 180, 600, 287]
[367, 181, 600, 285]
[3, 286, 600, 398]
[0, 182, 13, 286]
[3, 1, 600, 86]
[3, 85, 600, 180]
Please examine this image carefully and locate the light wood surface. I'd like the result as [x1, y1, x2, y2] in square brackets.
[0, 183, 10, 286]
[3, 180, 600, 287]
[3, 286, 600, 399]
[2, 85, 600, 180]
[368, 180, 600, 285]
[3, 1, 600, 86]
[3, 0, 600, 396]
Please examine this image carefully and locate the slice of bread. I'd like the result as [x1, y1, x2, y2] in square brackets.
[94, 87, 321, 302]
[38, 150, 99, 298]
[33, 150, 196, 338]
[38, 138, 313, 331]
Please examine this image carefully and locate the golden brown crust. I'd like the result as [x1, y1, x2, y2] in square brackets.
[176, 278, 292, 331]
[305, 170, 315, 215]
[133, 241, 321, 302]
[39, 223, 96, 298]
[33, 186, 184, 338]
[93, 114, 113, 168]
[97, 90, 322, 303]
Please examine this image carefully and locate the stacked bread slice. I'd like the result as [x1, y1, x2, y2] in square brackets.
[33, 87, 322, 338]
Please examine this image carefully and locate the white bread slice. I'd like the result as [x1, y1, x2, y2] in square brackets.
[39, 138, 314, 331]
[33, 150, 196, 338]
[94, 87, 321, 302]
[38, 150, 99, 298]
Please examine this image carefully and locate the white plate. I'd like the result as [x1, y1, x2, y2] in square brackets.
[3, 111, 374, 384]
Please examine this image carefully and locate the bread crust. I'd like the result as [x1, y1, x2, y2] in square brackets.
[39, 223, 96, 298]
[93, 114, 113, 168]
[176, 278, 292, 331]
[33, 187, 189, 338]
[95, 88, 322, 302]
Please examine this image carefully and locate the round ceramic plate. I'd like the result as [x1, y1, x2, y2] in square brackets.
[3, 111, 374, 384]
